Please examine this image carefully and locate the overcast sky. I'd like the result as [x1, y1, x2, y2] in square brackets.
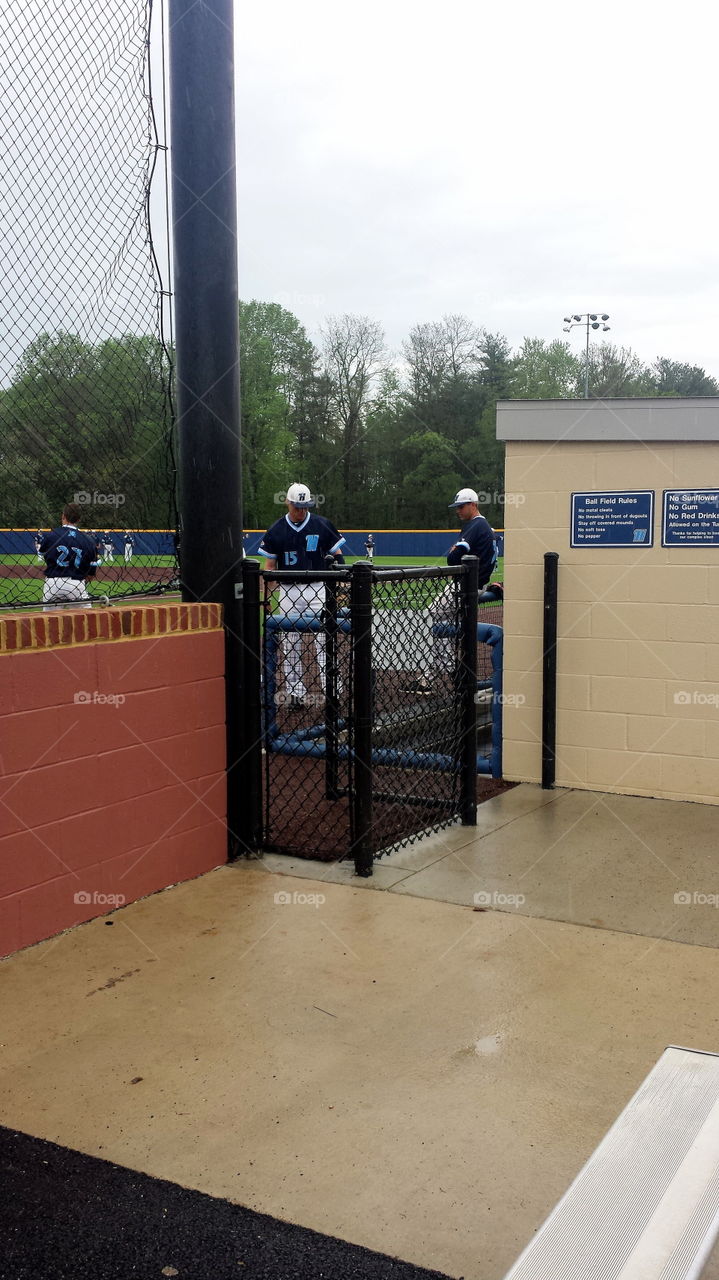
[233, 0, 719, 376]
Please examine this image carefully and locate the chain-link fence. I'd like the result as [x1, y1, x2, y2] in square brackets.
[260, 568, 354, 860]
[241, 558, 498, 873]
[0, 0, 177, 610]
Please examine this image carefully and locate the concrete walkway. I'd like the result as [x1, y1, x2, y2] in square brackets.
[1, 784, 718, 1279]
[264, 782, 719, 948]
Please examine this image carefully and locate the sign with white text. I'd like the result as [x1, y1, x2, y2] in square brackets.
[662, 490, 719, 546]
[571, 491, 654, 548]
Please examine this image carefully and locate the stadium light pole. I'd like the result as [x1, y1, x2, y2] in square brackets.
[562, 313, 611, 398]
[168, 0, 245, 857]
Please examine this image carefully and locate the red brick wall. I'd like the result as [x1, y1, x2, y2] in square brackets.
[0, 604, 227, 957]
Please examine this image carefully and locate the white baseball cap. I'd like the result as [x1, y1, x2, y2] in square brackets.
[286, 482, 315, 508]
[448, 487, 479, 508]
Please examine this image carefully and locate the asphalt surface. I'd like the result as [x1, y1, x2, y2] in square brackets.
[0, 1127, 458, 1280]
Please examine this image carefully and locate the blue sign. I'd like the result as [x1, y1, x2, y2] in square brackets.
[571, 491, 654, 548]
[662, 490, 719, 546]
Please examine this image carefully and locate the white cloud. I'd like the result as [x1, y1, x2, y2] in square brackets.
[234, 0, 719, 373]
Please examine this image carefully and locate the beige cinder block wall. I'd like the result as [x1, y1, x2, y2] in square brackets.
[496, 398, 719, 804]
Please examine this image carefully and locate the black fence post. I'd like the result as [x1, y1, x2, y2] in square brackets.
[168, 0, 244, 861]
[542, 552, 559, 789]
[350, 562, 373, 876]
[459, 556, 479, 825]
[237, 558, 263, 855]
[324, 555, 340, 801]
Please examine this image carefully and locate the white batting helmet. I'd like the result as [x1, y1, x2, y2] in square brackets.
[286, 482, 315, 508]
[448, 487, 479, 508]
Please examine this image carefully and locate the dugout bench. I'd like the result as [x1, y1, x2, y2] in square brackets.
[503, 1045, 719, 1280]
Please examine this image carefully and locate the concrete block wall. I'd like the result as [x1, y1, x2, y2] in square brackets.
[499, 431, 719, 805]
[0, 603, 227, 957]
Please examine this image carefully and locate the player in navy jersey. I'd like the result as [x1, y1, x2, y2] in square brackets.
[260, 483, 346, 707]
[40, 503, 100, 610]
[409, 487, 498, 694]
[445, 488, 497, 584]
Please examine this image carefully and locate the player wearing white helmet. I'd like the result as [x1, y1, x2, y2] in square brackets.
[446, 488, 497, 576]
[407, 487, 497, 694]
[259, 483, 346, 707]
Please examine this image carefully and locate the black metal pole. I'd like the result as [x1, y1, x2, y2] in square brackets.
[238, 558, 263, 854]
[350, 562, 373, 876]
[168, 0, 244, 856]
[459, 556, 479, 825]
[324, 555, 340, 801]
[541, 552, 559, 789]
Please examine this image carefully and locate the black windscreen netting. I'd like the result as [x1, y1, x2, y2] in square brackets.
[0, 0, 177, 609]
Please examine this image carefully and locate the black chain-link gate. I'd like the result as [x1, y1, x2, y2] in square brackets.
[241, 557, 487, 875]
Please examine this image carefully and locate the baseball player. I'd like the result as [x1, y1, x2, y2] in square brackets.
[102, 532, 114, 563]
[408, 487, 497, 693]
[34, 528, 44, 562]
[445, 488, 497, 580]
[364, 533, 375, 561]
[123, 530, 135, 563]
[40, 503, 100, 610]
[259, 483, 346, 707]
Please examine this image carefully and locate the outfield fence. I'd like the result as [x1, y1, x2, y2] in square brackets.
[240, 557, 504, 873]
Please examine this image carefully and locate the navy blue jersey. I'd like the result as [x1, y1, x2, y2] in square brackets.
[40, 525, 98, 579]
[259, 513, 345, 569]
[446, 514, 497, 584]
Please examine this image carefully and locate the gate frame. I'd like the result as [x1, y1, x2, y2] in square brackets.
[240, 557, 486, 875]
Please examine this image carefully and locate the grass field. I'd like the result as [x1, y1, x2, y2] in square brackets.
[0, 555, 503, 611]
[0, 554, 175, 568]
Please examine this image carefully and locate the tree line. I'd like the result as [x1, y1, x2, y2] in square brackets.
[238, 304, 718, 530]
[1, 309, 716, 532]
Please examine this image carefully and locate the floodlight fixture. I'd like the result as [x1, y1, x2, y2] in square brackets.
[560, 311, 612, 398]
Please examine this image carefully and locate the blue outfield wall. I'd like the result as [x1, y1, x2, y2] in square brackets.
[2, 529, 504, 560]
[244, 529, 506, 560]
[1, 530, 176, 556]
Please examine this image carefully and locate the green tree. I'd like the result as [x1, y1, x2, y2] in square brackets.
[239, 301, 321, 527]
[320, 314, 387, 524]
[586, 343, 653, 398]
[650, 358, 719, 397]
[0, 331, 173, 528]
[511, 337, 582, 399]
